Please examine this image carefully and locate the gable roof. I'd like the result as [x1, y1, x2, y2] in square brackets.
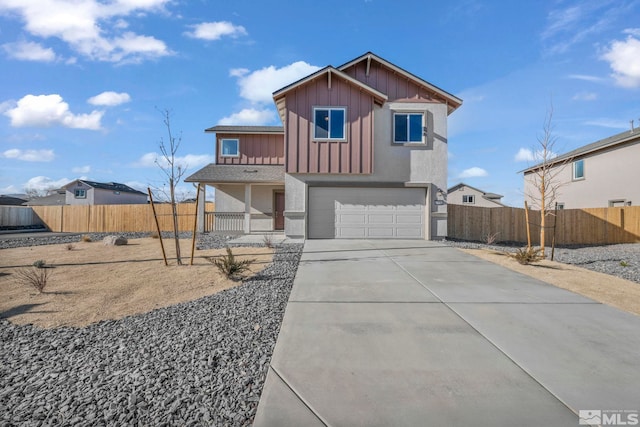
[272, 65, 388, 123]
[64, 180, 146, 196]
[521, 127, 640, 174]
[448, 182, 505, 206]
[338, 52, 463, 115]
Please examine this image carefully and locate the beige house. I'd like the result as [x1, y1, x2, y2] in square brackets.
[447, 183, 504, 208]
[63, 180, 147, 205]
[522, 127, 640, 209]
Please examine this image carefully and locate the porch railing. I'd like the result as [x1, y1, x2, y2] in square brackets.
[205, 212, 244, 232]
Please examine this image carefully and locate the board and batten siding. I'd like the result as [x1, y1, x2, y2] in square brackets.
[285, 75, 375, 174]
[216, 133, 285, 165]
[342, 60, 444, 104]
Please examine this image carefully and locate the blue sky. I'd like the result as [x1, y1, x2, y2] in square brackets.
[0, 0, 639, 205]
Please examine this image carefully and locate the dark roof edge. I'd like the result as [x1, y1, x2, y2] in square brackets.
[204, 125, 284, 134]
[520, 127, 640, 174]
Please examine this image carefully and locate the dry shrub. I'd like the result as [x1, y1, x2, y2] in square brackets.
[208, 247, 254, 280]
[15, 266, 52, 293]
[511, 247, 545, 265]
[150, 231, 160, 239]
[81, 234, 92, 242]
[66, 243, 75, 251]
[263, 234, 275, 248]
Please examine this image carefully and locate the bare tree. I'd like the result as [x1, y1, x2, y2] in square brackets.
[156, 108, 186, 265]
[524, 105, 569, 256]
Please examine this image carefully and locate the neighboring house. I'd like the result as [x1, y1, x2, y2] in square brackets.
[63, 180, 148, 205]
[23, 190, 67, 206]
[522, 127, 640, 209]
[0, 195, 27, 206]
[447, 183, 505, 208]
[187, 52, 462, 239]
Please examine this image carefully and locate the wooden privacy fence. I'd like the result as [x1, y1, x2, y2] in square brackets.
[31, 202, 214, 233]
[448, 204, 640, 245]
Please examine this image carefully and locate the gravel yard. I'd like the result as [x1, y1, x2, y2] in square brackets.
[444, 239, 640, 284]
[0, 232, 302, 426]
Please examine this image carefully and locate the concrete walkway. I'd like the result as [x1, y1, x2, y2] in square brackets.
[253, 240, 640, 426]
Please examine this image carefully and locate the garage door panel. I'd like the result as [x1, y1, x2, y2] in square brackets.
[309, 187, 426, 239]
[368, 214, 395, 224]
[397, 215, 423, 225]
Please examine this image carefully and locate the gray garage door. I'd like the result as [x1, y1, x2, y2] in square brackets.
[308, 187, 425, 239]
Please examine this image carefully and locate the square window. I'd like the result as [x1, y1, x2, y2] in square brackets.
[394, 113, 424, 143]
[573, 159, 584, 180]
[462, 195, 475, 204]
[313, 107, 346, 140]
[221, 139, 239, 157]
[74, 189, 86, 199]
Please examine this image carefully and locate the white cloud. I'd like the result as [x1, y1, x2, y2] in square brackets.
[232, 61, 321, 104]
[567, 74, 605, 83]
[572, 91, 597, 101]
[72, 165, 91, 173]
[601, 33, 640, 88]
[135, 152, 215, 169]
[2, 148, 55, 162]
[184, 21, 247, 40]
[4, 94, 103, 130]
[217, 108, 276, 125]
[583, 118, 629, 129]
[0, 0, 172, 63]
[0, 184, 19, 194]
[87, 91, 131, 106]
[624, 28, 640, 37]
[24, 176, 70, 192]
[514, 148, 558, 162]
[2, 40, 56, 62]
[458, 167, 488, 178]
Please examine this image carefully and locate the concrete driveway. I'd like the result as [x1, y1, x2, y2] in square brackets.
[253, 240, 640, 426]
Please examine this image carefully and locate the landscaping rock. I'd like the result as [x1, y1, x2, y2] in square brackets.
[103, 235, 128, 246]
[0, 240, 303, 426]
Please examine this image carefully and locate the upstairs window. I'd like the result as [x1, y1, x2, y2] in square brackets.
[394, 113, 424, 143]
[462, 195, 475, 204]
[313, 107, 346, 140]
[74, 189, 86, 199]
[573, 159, 584, 180]
[221, 139, 239, 157]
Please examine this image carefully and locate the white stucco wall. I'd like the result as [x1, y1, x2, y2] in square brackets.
[524, 141, 640, 209]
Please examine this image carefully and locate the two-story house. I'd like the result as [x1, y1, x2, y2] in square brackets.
[63, 180, 148, 205]
[447, 183, 505, 208]
[186, 52, 462, 239]
[522, 127, 640, 209]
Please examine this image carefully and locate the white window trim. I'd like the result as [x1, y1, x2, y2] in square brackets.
[220, 138, 240, 158]
[462, 195, 475, 204]
[74, 189, 86, 199]
[393, 112, 425, 144]
[572, 159, 585, 181]
[312, 107, 347, 141]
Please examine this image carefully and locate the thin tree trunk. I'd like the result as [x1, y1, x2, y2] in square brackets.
[170, 178, 182, 265]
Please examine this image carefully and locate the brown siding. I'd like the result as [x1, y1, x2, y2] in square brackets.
[285, 74, 374, 174]
[216, 133, 284, 165]
[343, 60, 442, 103]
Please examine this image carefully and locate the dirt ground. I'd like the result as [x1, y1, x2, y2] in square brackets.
[0, 238, 273, 328]
[460, 248, 640, 316]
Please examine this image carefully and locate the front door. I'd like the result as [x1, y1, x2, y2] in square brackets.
[274, 191, 285, 230]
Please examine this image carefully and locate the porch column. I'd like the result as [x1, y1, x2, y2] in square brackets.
[244, 184, 251, 234]
[196, 184, 205, 233]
